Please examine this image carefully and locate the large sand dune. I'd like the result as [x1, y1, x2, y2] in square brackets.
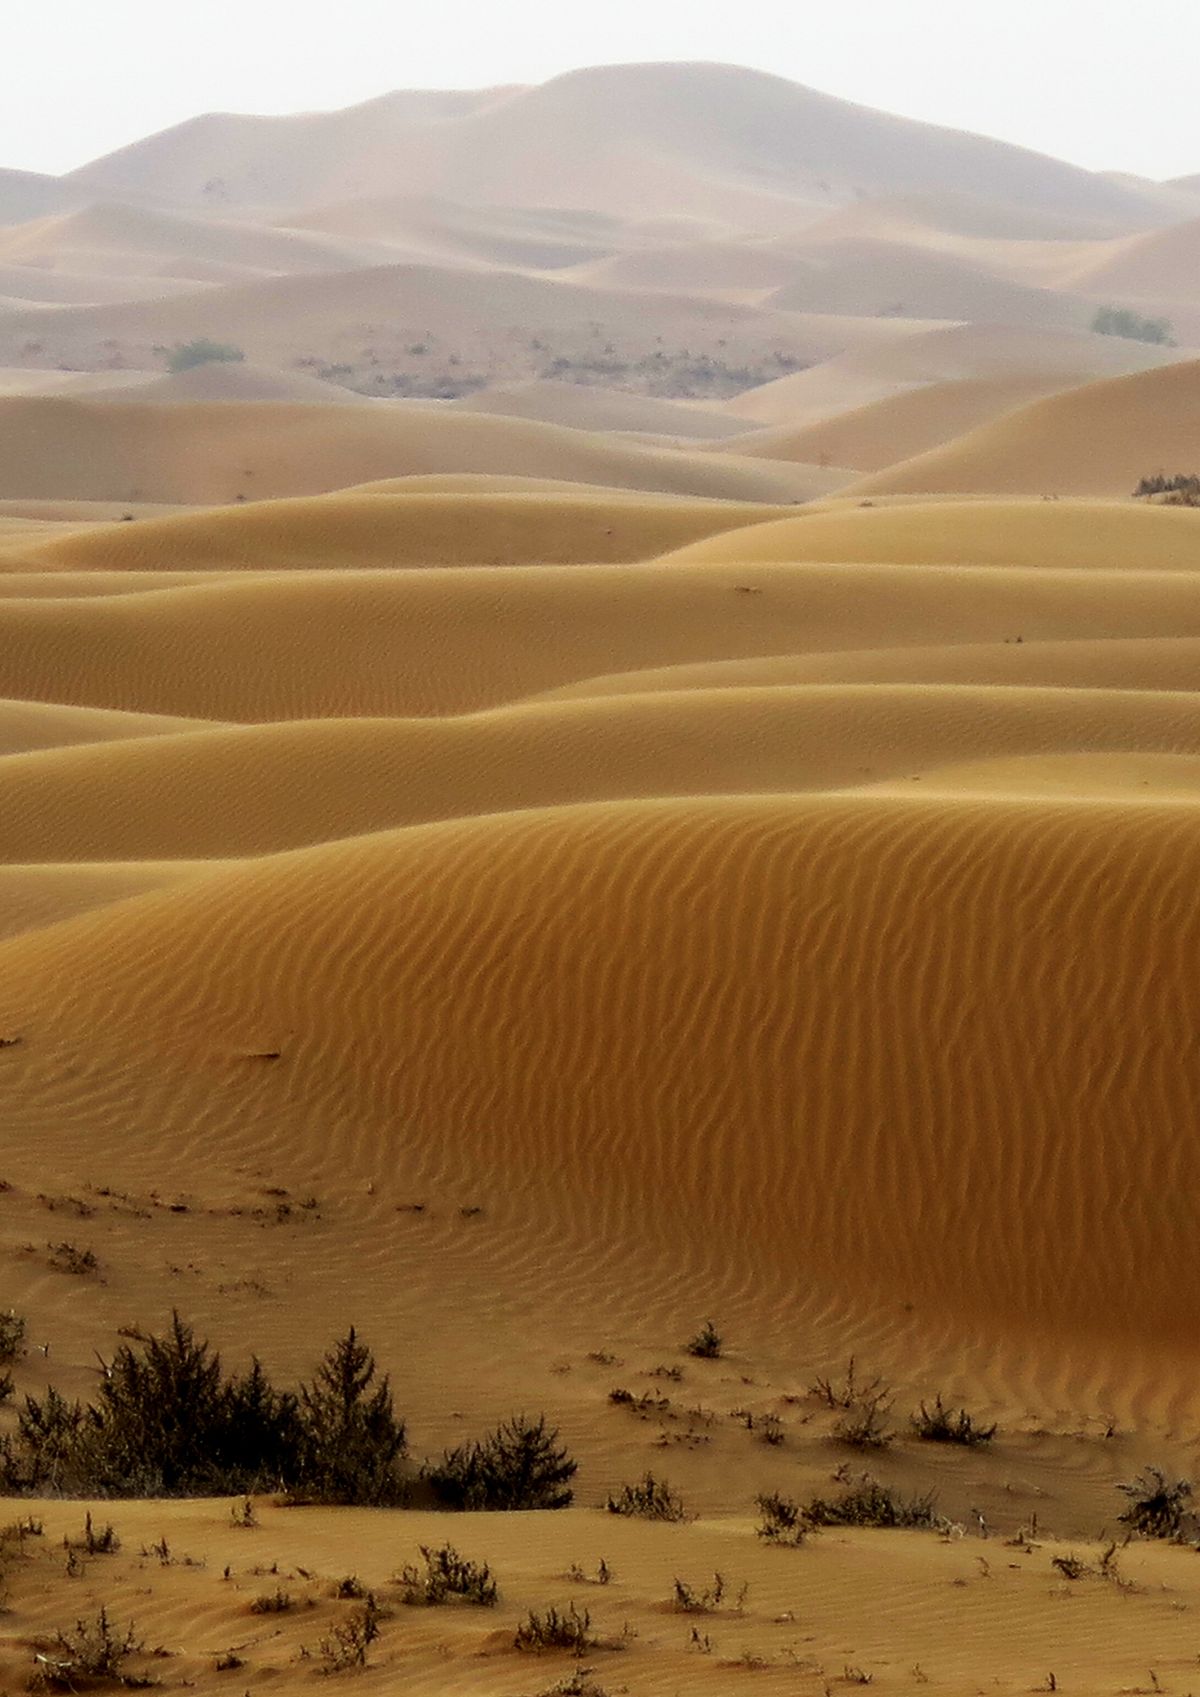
[851, 359, 1200, 496]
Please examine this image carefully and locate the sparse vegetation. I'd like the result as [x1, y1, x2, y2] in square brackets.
[399, 1543, 498, 1606]
[685, 1321, 722, 1360]
[1116, 1467, 1193, 1539]
[318, 1594, 381, 1672]
[0, 1310, 26, 1363]
[32, 1606, 144, 1691]
[802, 1476, 940, 1530]
[514, 1602, 595, 1654]
[1091, 306, 1174, 345]
[167, 338, 246, 372]
[671, 1573, 744, 1613]
[1133, 472, 1200, 505]
[296, 1326, 407, 1505]
[249, 1588, 294, 1614]
[606, 1473, 686, 1521]
[426, 1415, 576, 1510]
[809, 1358, 888, 1410]
[755, 1491, 811, 1547]
[910, 1394, 997, 1447]
[832, 1395, 894, 1450]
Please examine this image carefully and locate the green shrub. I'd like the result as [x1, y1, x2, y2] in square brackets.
[426, 1415, 575, 1510]
[1134, 472, 1200, 505]
[685, 1321, 722, 1360]
[755, 1491, 810, 1546]
[296, 1327, 406, 1505]
[167, 339, 245, 373]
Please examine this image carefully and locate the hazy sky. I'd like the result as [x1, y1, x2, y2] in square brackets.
[5, 0, 1198, 181]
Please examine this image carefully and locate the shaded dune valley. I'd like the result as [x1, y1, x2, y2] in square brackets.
[1, 53, 1200, 1697]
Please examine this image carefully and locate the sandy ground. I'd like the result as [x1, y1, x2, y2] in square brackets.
[2, 57, 1200, 1697]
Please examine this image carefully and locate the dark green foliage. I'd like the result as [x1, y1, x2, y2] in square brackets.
[297, 1327, 406, 1505]
[685, 1321, 722, 1360]
[910, 1395, 997, 1447]
[755, 1491, 810, 1546]
[1092, 306, 1173, 345]
[1117, 1467, 1193, 1539]
[802, 1477, 939, 1530]
[167, 339, 245, 372]
[0, 1314, 404, 1504]
[605, 1472, 686, 1521]
[399, 1543, 498, 1606]
[513, 1602, 593, 1653]
[426, 1415, 575, 1511]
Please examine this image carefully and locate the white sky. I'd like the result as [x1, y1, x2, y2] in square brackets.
[4, 0, 1198, 182]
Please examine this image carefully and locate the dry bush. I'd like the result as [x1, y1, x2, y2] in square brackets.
[832, 1395, 894, 1450]
[398, 1543, 497, 1607]
[910, 1394, 997, 1447]
[32, 1606, 145, 1691]
[1116, 1467, 1193, 1539]
[809, 1358, 888, 1410]
[755, 1491, 811, 1547]
[514, 1602, 594, 1654]
[318, 1594, 381, 1672]
[684, 1321, 722, 1360]
[802, 1476, 939, 1530]
[605, 1473, 686, 1521]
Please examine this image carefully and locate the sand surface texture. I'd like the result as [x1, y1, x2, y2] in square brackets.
[2, 57, 1200, 1697]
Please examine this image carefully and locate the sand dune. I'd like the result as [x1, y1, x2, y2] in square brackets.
[724, 319, 1187, 425]
[0, 859, 210, 941]
[726, 373, 1085, 468]
[766, 237, 1082, 326]
[850, 358, 1200, 496]
[68, 62, 1172, 228]
[77, 360, 378, 405]
[5, 489, 800, 573]
[1, 684, 1199, 861]
[0, 395, 828, 503]
[1, 543, 1199, 721]
[1, 787, 1198, 1365]
[457, 377, 757, 439]
[1062, 211, 1200, 301]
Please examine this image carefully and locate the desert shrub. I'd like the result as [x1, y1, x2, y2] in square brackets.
[249, 1589, 293, 1614]
[1051, 1552, 1089, 1580]
[802, 1477, 939, 1530]
[167, 338, 246, 373]
[1116, 1467, 1193, 1539]
[296, 1327, 406, 1505]
[32, 1606, 143, 1691]
[333, 1575, 366, 1599]
[809, 1358, 887, 1410]
[1133, 472, 1200, 505]
[1092, 306, 1173, 345]
[318, 1595, 381, 1672]
[0, 1315, 406, 1503]
[0, 1310, 26, 1363]
[605, 1473, 686, 1521]
[426, 1414, 575, 1511]
[47, 1242, 98, 1276]
[910, 1395, 997, 1447]
[755, 1491, 810, 1546]
[399, 1543, 497, 1607]
[671, 1573, 742, 1613]
[514, 1602, 594, 1653]
[832, 1396, 894, 1450]
[685, 1321, 722, 1360]
[69, 1514, 119, 1556]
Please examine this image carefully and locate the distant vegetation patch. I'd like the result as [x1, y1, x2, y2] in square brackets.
[1133, 472, 1200, 505]
[167, 338, 246, 372]
[1091, 306, 1174, 345]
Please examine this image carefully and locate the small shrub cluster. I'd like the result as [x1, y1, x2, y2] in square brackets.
[606, 1473, 686, 1521]
[318, 1595, 381, 1672]
[32, 1606, 144, 1691]
[425, 1415, 576, 1510]
[755, 1491, 810, 1547]
[800, 1477, 939, 1531]
[167, 338, 246, 372]
[1133, 472, 1200, 505]
[514, 1602, 594, 1654]
[685, 1321, 723, 1360]
[1117, 1468, 1193, 1539]
[1092, 306, 1174, 345]
[399, 1543, 497, 1607]
[832, 1396, 894, 1450]
[910, 1395, 997, 1448]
